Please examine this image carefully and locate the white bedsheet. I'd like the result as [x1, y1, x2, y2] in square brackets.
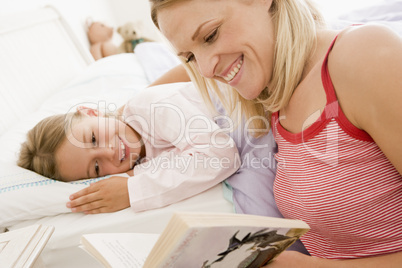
[11, 184, 232, 268]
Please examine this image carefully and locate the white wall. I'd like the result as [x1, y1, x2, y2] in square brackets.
[0, 0, 162, 48]
[317, 0, 385, 20]
[0, 0, 118, 49]
[0, 0, 388, 52]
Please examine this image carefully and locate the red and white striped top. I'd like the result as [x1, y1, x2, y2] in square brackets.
[272, 36, 402, 259]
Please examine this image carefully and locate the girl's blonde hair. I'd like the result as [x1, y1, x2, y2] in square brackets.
[18, 112, 77, 180]
[150, 0, 325, 137]
[18, 107, 122, 181]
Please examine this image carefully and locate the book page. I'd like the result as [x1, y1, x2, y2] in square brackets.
[0, 225, 39, 267]
[0, 225, 54, 267]
[164, 226, 301, 268]
[81, 233, 159, 268]
[0, 241, 7, 253]
[20, 225, 54, 267]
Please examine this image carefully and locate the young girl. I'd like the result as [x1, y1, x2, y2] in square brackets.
[18, 82, 240, 214]
[149, 0, 402, 266]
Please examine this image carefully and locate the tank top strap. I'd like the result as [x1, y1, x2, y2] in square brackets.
[320, 34, 374, 142]
[321, 35, 339, 104]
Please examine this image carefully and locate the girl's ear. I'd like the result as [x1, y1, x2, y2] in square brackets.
[76, 106, 103, 117]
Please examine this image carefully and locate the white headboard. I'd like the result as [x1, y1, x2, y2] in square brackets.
[0, 6, 93, 136]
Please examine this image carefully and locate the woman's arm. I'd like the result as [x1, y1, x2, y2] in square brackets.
[330, 24, 402, 174]
[115, 65, 189, 117]
[266, 250, 402, 268]
[149, 64, 190, 87]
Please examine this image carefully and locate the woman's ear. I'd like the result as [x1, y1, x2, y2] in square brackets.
[76, 106, 103, 117]
[261, 0, 273, 10]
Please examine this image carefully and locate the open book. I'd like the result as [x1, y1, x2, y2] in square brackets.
[81, 212, 309, 268]
[0, 224, 54, 267]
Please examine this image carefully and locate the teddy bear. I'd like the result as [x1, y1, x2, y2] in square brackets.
[117, 22, 152, 53]
[87, 20, 118, 60]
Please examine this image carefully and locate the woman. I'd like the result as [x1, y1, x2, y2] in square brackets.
[149, 0, 402, 266]
[18, 82, 240, 214]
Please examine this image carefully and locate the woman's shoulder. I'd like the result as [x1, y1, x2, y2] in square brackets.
[331, 24, 400, 70]
[327, 24, 402, 127]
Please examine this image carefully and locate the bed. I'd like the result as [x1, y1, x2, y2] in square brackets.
[1, 2, 401, 267]
[0, 6, 232, 267]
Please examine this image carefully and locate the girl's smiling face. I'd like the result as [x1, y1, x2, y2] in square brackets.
[55, 112, 142, 181]
[157, 0, 275, 100]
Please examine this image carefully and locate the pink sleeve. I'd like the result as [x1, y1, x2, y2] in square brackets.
[124, 88, 240, 212]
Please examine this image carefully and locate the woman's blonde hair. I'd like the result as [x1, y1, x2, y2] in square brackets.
[18, 112, 77, 180]
[150, 0, 325, 136]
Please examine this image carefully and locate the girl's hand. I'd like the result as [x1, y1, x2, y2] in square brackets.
[66, 176, 130, 214]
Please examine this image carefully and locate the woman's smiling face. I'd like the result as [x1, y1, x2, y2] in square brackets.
[55, 113, 142, 181]
[157, 0, 275, 100]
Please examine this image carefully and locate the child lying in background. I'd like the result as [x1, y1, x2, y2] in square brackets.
[18, 82, 240, 214]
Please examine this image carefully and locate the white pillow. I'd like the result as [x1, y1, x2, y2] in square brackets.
[328, 1, 402, 36]
[0, 53, 148, 229]
[0, 162, 117, 229]
[0, 53, 149, 165]
[134, 42, 181, 83]
[337, 0, 402, 22]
